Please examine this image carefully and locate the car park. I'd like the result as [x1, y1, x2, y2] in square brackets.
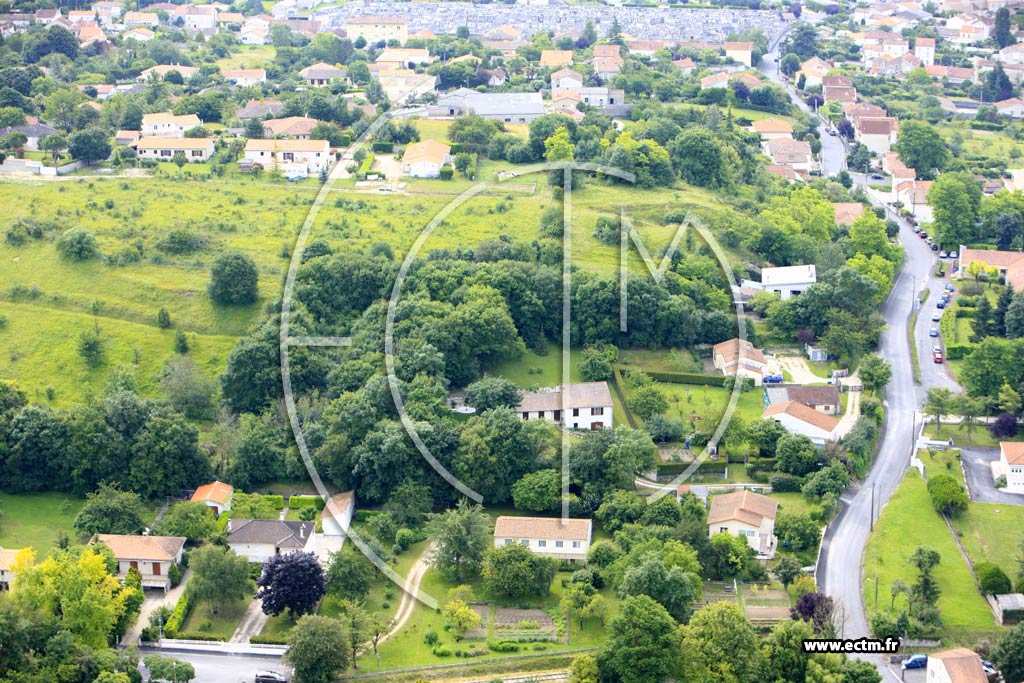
[902, 655, 928, 670]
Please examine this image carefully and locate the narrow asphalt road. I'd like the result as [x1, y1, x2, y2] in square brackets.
[137, 649, 288, 683]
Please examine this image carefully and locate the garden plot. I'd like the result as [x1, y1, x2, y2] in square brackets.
[741, 584, 791, 626]
[492, 608, 558, 642]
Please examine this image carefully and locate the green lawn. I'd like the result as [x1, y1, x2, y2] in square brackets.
[918, 448, 965, 486]
[924, 423, 1018, 449]
[863, 471, 995, 639]
[951, 502, 1024, 576]
[214, 45, 276, 70]
[0, 493, 84, 555]
[181, 597, 249, 640]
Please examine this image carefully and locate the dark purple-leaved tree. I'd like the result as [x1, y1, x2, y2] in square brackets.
[257, 551, 326, 619]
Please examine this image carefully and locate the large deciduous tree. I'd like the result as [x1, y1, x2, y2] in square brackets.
[427, 501, 491, 582]
[209, 252, 259, 306]
[257, 551, 326, 619]
[284, 615, 350, 683]
[188, 545, 251, 614]
[597, 595, 680, 683]
[894, 121, 948, 179]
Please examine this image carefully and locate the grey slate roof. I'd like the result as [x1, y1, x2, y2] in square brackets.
[227, 519, 314, 548]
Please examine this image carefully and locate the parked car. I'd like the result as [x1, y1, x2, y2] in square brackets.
[919, 231, 928, 239]
[945, 283, 955, 292]
[931, 243, 940, 251]
[930, 327, 939, 337]
[949, 250, 959, 259]
[870, 173, 884, 180]
[902, 655, 928, 670]
[828, 128, 837, 136]
[255, 673, 287, 683]
[937, 300, 946, 309]
[933, 348, 944, 363]
[939, 250, 949, 258]
[982, 660, 1000, 682]
[931, 312, 942, 322]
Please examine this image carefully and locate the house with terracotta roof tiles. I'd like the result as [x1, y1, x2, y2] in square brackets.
[762, 400, 839, 445]
[92, 533, 186, 591]
[191, 480, 234, 515]
[708, 490, 778, 558]
[493, 516, 592, 563]
[958, 247, 1024, 290]
[751, 118, 793, 141]
[712, 338, 768, 386]
[227, 519, 316, 563]
[833, 202, 866, 227]
[241, 138, 330, 177]
[926, 648, 988, 683]
[724, 41, 754, 67]
[401, 139, 451, 178]
[517, 382, 613, 430]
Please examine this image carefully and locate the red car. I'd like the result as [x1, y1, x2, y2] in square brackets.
[933, 350, 944, 364]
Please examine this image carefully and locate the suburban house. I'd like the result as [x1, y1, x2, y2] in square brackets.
[993, 442, 1024, 493]
[227, 519, 316, 563]
[222, 68, 266, 86]
[724, 40, 753, 66]
[346, 16, 408, 45]
[240, 138, 330, 177]
[854, 117, 899, 155]
[401, 139, 451, 178]
[996, 98, 1024, 119]
[190, 480, 233, 515]
[373, 70, 435, 104]
[141, 112, 202, 138]
[517, 381, 614, 430]
[551, 67, 584, 91]
[958, 247, 1024, 290]
[139, 65, 198, 81]
[741, 264, 817, 300]
[762, 138, 816, 175]
[711, 338, 768, 385]
[136, 137, 216, 163]
[764, 385, 841, 414]
[493, 516, 592, 563]
[436, 89, 545, 123]
[236, 98, 284, 120]
[707, 490, 778, 559]
[0, 122, 58, 151]
[0, 547, 21, 590]
[299, 62, 346, 86]
[762, 400, 839, 445]
[93, 533, 186, 592]
[262, 116, 319, 138]
[833, 202, 865, 227]
[797, 56, 832, 87]
[123, 10, 158, 26]
[539, 49, 573, 67]
[375, 47, 433, 70]
[926, 649, 988, 683]
[122, 27, 154, 41]
[751, 118, 793, 141]
[896, 180, 934, 223]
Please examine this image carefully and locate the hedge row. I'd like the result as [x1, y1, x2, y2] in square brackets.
[644, 371, 726, 387]
[656, 461, 728, 476]
[288, 495, 325, 510]
[163, 589, 192, 638]
[945, 344, 975, 360]
[250, 634, 289, 645]
[173, 632, 226, 642]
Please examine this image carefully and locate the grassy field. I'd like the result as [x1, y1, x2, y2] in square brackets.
[923, 423, 1018, 449]
[863, 471, 995, 638]
[0, 176, 309, 405]
[214, 45, 276, 70]
[951, 502, 1024, 576]
[0, 492, 84, 554]
[919, 448, 965, 486]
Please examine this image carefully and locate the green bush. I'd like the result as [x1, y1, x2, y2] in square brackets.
[163, 590, 192, 638]
[944, 344, 974, 360]
[250, 634, 289, 645]
[174, 632, 226, 642]
[287, 495, 325, 510]
[433, 646, 452, 657]
[488, 641, 520, 652]
[439, 164, 454, 180]
[976, 562, 1012, 595]
[769, 473, 803, 492]
[645, 371, 726, 387]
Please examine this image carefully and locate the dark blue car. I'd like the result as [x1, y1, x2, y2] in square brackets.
[902, 655, 928, 670]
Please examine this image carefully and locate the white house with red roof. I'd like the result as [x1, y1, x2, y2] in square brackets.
[763, 401, 839, 445]
[994, 442, 1024, 492]
[708, 490, 778, 558]
[191, 481, 234, 515]
[493, 516, 592, 563]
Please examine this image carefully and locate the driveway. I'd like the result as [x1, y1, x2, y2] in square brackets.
[777, 356, 827, 385]
[960, 447, 1024, 505]
[835, 390, 861, 439]
[123, 569, 191, 645]
[230, 597, 269, 644]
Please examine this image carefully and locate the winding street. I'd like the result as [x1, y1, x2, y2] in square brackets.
[759, 29, 957, 656]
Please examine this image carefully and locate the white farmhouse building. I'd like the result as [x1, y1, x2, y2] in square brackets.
[926, 648, 988, 683]
[401, 139, 451, 178]
[517, 381, 613, 430]
[141, 112, 202, 138]
[493, 516, 592, 563]
[93, 533, 185, 592]
[711, 338, 768, 385]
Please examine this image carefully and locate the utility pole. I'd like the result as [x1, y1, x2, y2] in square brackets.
[870, 484, 875, 531]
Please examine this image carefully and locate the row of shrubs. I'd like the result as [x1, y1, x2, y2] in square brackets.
[432, 646, 489, 657]
[162, 588, 192, 638]
[287, 495, 326, 510]
[250, 634, 289, 645]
